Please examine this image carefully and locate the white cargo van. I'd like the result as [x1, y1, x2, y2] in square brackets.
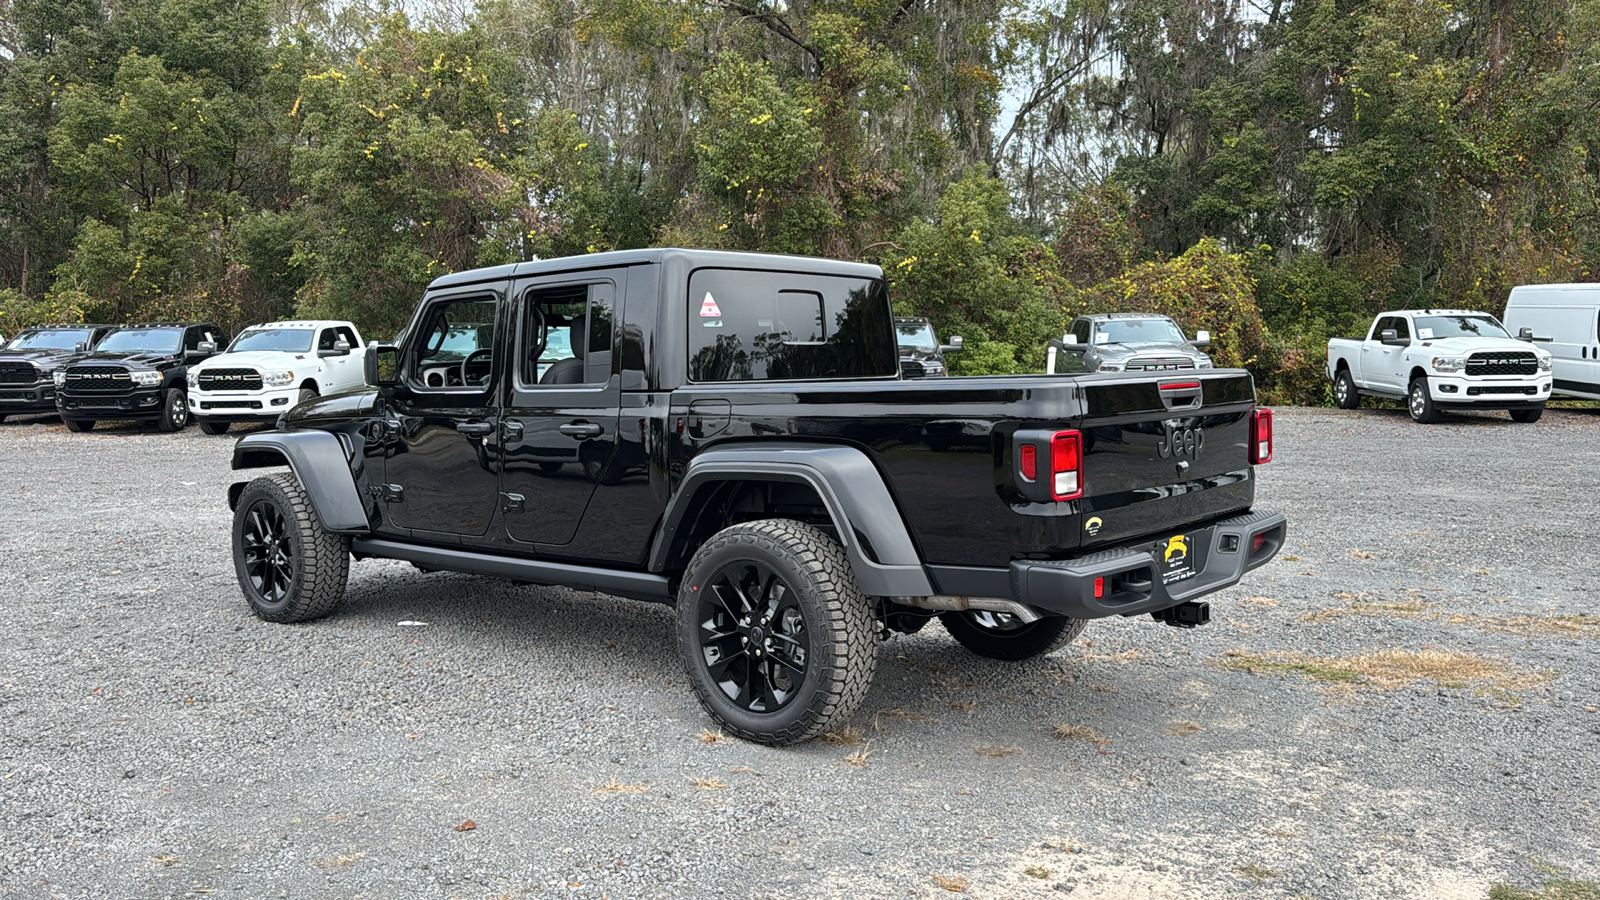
[1503, 284, 1600, 400]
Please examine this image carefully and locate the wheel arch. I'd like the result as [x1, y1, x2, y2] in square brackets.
[299, 378, 320, 395]
[230, 430, 370, 533]
[648, 443, 933, 598]
[1409, 366, 1429, 385]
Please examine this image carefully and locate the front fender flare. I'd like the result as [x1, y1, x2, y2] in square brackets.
[649, 443, 933, 598]
[229, 430, 370, 533]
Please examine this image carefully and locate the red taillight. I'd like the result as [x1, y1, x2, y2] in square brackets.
[1019, 444, 1037, 481]
[1250, 408, 1273, 464]
[1050, 430, 1082, 500]
[1093, 576, 1104, 599]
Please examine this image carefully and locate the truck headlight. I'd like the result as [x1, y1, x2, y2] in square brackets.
[1537, 355, 1553, 372]
[130, 370, 162, 386]
[1196, 357, 1214, 368]
[264, 370, 295, 387]
[1431, 356, 1466, 373]
[185, 371, 198, 389]
[53, 370, 67, 387]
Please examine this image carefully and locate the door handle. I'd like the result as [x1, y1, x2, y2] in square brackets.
[559, 422, 602, 438]
[501, 420, 524, 440]
[456, 421, 494, 435]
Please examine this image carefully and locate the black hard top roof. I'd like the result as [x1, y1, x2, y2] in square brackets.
[111, 322, 219, 329]
[19, 323, 114, 330]
[426, 248, 884, 291]
[1083, 312, 1174, 321]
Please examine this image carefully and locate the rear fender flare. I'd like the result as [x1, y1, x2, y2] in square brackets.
[649, 443, 933, 598]
[229, 430, 370, 533]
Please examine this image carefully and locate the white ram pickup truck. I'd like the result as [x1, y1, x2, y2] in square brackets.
[186, 320, 367, 434]
[1326, 310, 1553, 423]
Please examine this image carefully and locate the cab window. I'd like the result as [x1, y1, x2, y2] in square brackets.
[410, 297, 498, 390]
[517, 281, 616, 387]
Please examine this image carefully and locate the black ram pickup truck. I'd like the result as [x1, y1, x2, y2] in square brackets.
[227, 249, 1285, 744]
[0, 324, 117, 421]
[56, 322, 228, 432]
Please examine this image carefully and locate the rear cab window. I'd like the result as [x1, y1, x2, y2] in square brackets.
[686, 269, 897, 382]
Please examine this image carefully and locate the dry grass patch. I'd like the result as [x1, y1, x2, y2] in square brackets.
[818, 726, 863, 746]
[1077, 649, 1142, 663]
[1351, 550, 1375, 559]
[1219, 648, 1540, 690]
[1448, 613, 1600, 639]
[976, 746, 1020, 758]
[1052, 724, 1111, 745]
[1024, 865, 1051, 879]
[843, 744, 875, 768]
[1242, 596, 1278, 607]
[1164, 720, 1204, 736]
[697, 728, 727, 744]
[151, 854, 181, 868]
[1236, 863, 1277, 885]
[932, 874, 969, 892]
[315, 853, 367, 869]
[946, 698, 977, 713]
[592, 778, 651, 795]
[1301, 599, 1432, 623]
[689, 776, 727, 791]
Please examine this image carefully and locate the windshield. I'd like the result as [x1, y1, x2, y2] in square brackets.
[1412, 315, 1511, 341]
[435, 326, 486, 359]
[229, 327, 315, 353]
[95, 328, 183, 354]
[895, 322, 938, 352]
[1094, 318, 1188, 345]
[6, 329, 94, 351]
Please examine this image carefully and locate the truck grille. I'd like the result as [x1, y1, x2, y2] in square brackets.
[198, 368, 263, 391]
[1126, 358, 1195, 372]
[1465, 352, 1537, 376]
[64, 365, 132, 393]
[0, 362, 37, 385]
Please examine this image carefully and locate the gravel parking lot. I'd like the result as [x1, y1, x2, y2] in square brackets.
[2, 406, 1598, 899]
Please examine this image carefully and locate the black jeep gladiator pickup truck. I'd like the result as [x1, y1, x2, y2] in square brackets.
[227, 249, 1285, 744]
[56, 322, 228, 432]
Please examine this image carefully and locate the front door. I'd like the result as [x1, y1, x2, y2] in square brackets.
[380, 290, 505, 537]
[498, 271, 625, 547]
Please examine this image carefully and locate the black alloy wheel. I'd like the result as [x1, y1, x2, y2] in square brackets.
[940, 609, 1086, 661]
[696, 559, 812, 715]
[240, 499, 293, 606]
[676, 519, 876, 745]
[231, 473, 349, 622]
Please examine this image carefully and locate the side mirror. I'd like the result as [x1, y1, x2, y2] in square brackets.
[1062, 334, 1079, 346]
[197, 341, 217, 354]
[75, 341, 89, 352]
[1517, 327, 1534, 342]
[365, 342, 401, 388]
[320, 339, 352, 358]
[940, 335, 964, 353]
[1379, 328, 1408, 346]
[1193, 329, 1212, 348]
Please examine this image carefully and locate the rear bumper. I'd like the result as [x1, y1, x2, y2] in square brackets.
[1009, 510, 1287, 620]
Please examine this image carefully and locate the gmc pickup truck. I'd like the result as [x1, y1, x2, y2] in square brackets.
[226, 249, 1285, 744]
[1327, 310, 1553, 423]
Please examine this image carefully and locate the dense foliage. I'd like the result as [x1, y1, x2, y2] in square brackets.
[1, 0, 1596, 401]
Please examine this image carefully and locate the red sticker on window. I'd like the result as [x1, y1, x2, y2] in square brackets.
[699, 293, 722, 317]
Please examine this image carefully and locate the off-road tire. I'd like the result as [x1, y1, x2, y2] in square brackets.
[232, 472, 349, 623]
[155, 386, 188, 432]
[1509, 406, 1543, 424]
[64, 418, 94, 432]
[1408, 377, 1441, 424]
[940, 611, 1087, 660]
[199, 420, 231, 435]
[1333, 369, 1360, 410]
[676, 519, 877, 745]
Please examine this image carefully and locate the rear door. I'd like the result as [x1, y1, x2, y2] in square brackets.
[498, 269, 626, 547]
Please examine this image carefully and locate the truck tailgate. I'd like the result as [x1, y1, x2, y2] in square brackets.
[1075, 372, 1258, 548]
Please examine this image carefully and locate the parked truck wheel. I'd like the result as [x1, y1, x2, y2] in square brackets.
[199, 420, 231, 435]
[676, 519, 877, 746]
[940, 610, 1086, 660]
[1407, 378, 1441, 424]
[64, 417, 94, 432]
[1333, 369, 1360, 410]
[232, 472, 349, 623]
[1509, 407, 1543, 424]
[155, 387, 189, 432]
